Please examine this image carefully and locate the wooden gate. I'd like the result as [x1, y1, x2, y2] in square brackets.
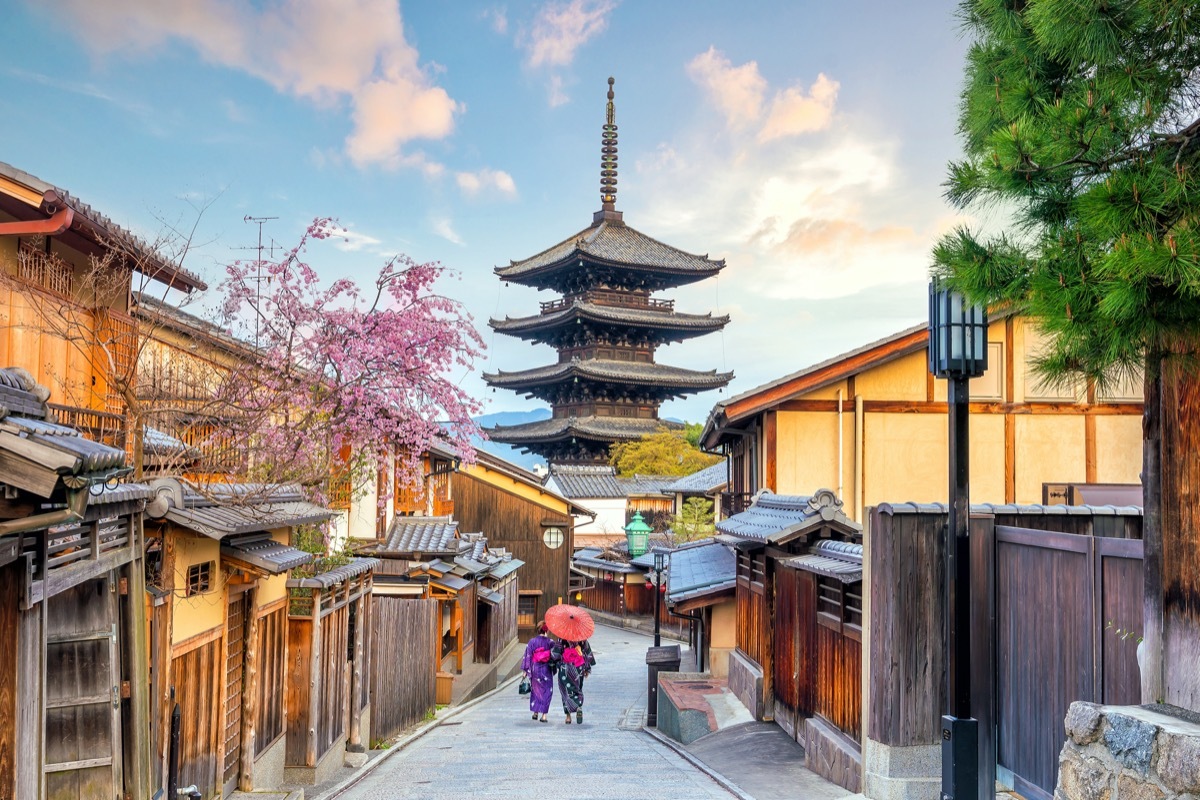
[222, 594, 248, 796]
[992, 526, 1143, 800]
[369, 597, 436, 743]
[44, 574, 122, 800]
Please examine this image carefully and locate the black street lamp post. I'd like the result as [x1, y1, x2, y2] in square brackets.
[652, 550, 666, 647]
[928, 282, 988, 800]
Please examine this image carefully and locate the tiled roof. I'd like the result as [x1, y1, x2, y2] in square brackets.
[620, 474, 677, 496]
[150, 479, 333, 539]
[483, 359, 733, 392]
[134, 292, 254, 356]
[379, 517, 459, 555]
[667, 539, 736, 605]
[491, 301, 729, 338]
[782, 540, 864, 583]
[572, 546, 642, 574]
[488, 415, 668, 445]
[0, 160, 207, 292]
[665, 462, 728, 494]
[288, 557, 379, 589]
[716, 489, 861, 543]
[495, 220, 724, 282]
[222, 533, 314, 574]
[547, 464, 625, 499]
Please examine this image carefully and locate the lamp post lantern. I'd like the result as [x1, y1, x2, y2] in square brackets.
[928, 281, 988, 800]
[625, 512, 651, 557]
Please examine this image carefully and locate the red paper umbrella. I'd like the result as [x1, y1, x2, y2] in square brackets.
[544, 603, 595, 642]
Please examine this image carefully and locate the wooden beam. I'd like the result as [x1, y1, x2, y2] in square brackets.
[771, 398, 1141, 416]
[764, 411, 777, 492]
[240, 587, 260, 791]
[37, 544, 135, 603]
[1004, 414, 1016, 504]
[124, 517, 152, 800]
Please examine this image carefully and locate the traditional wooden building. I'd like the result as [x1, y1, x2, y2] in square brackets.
[545, 464, 628, 547]
[0, 370, 153, 800]
[664, 461, 730, 523]
[666, 538, 737, 677]
[701, 314, 1142, 519]
[142, 479, 329, 797]
[485, 78, 731, 463]
[717, 489, 863, 790]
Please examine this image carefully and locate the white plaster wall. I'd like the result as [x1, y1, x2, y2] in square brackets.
[574, 497, 627, 537]
[346, 474, 379, 541]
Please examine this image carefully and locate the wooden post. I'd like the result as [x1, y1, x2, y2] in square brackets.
[152, 527, 175, 795]
[124, 517, 152, 800]
[306, 588, 322, 768]
[239, 586, 260, 791]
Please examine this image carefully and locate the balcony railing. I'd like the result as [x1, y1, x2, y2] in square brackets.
[17, 241, 73, 297]
[721, 492, 753, 518]
[47, 403, 127, 451]
[540, 291, 675, 315]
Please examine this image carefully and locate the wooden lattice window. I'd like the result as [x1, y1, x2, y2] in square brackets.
[816, 576, 864, 637]
[99, 309, 137, 414]
[186, 561, 213, 596]
[517, 594, 538, 628]
[17, 240, 72, 296]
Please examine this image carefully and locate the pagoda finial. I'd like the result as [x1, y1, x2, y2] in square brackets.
[600, 76, 618, 211]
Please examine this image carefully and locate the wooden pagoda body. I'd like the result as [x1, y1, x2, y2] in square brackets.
[485, 79, 731, 463]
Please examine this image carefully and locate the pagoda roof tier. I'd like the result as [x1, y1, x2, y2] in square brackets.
[482, 359, 733, 398]
[490, 300, 730, 343]
[495, 219, 724, 292]
[487, 415, 674, 447]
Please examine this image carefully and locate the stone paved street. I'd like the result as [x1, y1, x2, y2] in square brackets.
[336, 624, 739, 799]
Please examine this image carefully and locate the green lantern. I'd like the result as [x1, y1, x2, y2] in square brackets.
[625, 511, 651, 557]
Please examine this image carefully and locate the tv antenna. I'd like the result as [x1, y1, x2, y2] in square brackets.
[237, 215, 279, 348]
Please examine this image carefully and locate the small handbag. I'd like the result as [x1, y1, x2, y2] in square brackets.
[518, 677, 531, 695]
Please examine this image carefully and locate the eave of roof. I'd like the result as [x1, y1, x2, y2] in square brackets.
[490, 302, 730, 337]
[0, 161, 207, 292]
[494, 219, 724, 284]
[164, 500, 333, 539]
[483, 359, 733, 391]
[488, 415, 667, 444]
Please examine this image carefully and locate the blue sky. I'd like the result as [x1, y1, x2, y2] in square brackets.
[0, 1, 970, 425]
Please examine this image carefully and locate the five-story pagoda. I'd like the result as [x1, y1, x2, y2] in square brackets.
[485, 78, 732, 464]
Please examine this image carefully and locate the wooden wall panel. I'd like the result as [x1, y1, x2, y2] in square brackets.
[254, 606, 286, 756]
[370, 597, 436, 742]
[171, 638, 222, 799]
[452, 473, 572, 621]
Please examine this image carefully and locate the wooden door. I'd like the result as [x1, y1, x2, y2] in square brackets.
[222, 594, 248, 796]
[44, 574, 122, 800]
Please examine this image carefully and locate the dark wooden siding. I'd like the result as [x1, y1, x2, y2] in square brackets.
[735, 550, 768, 666]
[452, 473, 572, 623]
[868, 508, 946, 747]
[578, 579, 625, 616]
[171, 636, 222, 798]
[370, 597, 436, 742]
[812, 623, 861, 740]
[254, 604, 287, 756]
[773, 565, 803, 728]
[477, 579, 518, 664]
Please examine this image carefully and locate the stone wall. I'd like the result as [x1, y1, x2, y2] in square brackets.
[801, 715, 863, 794]
[1056, 702, 1200, 800]
[727, 650, 764, 721]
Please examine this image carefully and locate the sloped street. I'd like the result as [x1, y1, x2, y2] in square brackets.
[334, 625, 739, 800]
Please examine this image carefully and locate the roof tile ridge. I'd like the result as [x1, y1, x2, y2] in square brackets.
[619, 221, 725, 267]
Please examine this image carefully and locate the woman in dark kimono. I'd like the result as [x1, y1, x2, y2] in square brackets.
[552, 637, 596, 724]
[521, 622, 555, 722]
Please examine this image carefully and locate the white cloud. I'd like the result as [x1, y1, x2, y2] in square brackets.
[46, 0, 460, 169]
[522, 0, 615, 68]
[456, 169, 518, 199]
[482, 6, 509, 35]
[686, 46, 838, 141]
[547, 74, 570, 107]
[330, 226, 383, 253]
[431, 217, 465, 246]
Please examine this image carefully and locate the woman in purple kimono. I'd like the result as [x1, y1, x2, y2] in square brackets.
[521, 622, 555, 722]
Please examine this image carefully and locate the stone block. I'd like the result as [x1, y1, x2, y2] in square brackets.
[1115, 773, 1165, 800]
[1058, 747, 1113, 800]
[1105, 713, 1158, 775]
[1066, 702, 1104, 745]
[344, 751, 368, 769]
[1155, 730, 1200, 794]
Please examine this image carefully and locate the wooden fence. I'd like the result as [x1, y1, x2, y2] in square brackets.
[982, 525, 1144, 800]
[370, 597, 437, 743]
[868, 503, 1144, 800]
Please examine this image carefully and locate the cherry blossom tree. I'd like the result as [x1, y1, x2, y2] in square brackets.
[218, 217, 484, 502]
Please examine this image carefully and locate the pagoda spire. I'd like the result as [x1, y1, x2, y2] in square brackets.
[595, 77, 624, 224]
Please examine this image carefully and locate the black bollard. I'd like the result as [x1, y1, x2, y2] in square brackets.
[167, 698, 180, 800]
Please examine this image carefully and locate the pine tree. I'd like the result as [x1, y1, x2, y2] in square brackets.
[934, 0, 1200, 709]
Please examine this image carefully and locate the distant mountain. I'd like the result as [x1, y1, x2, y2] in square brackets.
[471, 409, 551, 472]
